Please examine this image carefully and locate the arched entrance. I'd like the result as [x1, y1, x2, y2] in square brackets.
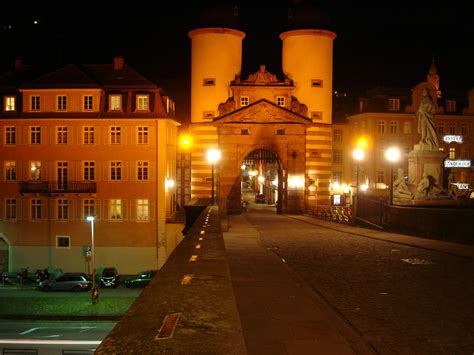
[0, 235, 10, 272]
[241, 149, 284, 214]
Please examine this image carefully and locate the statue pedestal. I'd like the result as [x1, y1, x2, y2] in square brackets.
[408, 147, 446, 186]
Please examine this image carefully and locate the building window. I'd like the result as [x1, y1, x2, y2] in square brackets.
[83, 199, 95, 219]
[30, 161, 41, 180]
[449, 123, 456, 134]
[240, 96, 249, 107]
[109, 94, 122, 111]
[31, 199, 42, 220]
[389, 121, 398, 134]
[136, 95, 149, 111]
[333, 149, 342, 163]
[110, 161, 122, 181]
[241, 128, 249, 135]
[332, 172, 342, 183]
[377, 121, 385, 134]
[276, 96, 285, 107]
[5, 199, 16, 219]
[31, 96, 40, 111]
[83, 161, 95, 181]
[57, 161, 68, 189]
[137, 126, 148, 144]
[462, 148, 469, 159]
[5, 161, 16, 181]
[202, 78, 216, 86]
[461, 123, 468, 135]
[377, 171, 384, 184]
[333, 129, 342, 142]
[83, 126, 95, 144]
[30, 126, 41, 144]
[110, 199, 122, 220]
[110, 126, 121, 144]
[56, 236, 70, 248]
[388, 98, 400, 111]
[438, 123, 445, 135]
[449, 147, 456, 159]
[311, 111, 323, 120]
[403, 121, 412, 134]
[57, 199, 69, 220]
[445, 100, 456, 113]
[57, 95, 67, 111]
[311, 79, 323, 87]
[5, 126, 15, 145]
[83, 95, 93, 111]
[136, 199, 149, 221]
[4, 96, 15, 111]
[56, 126, 68, 144]
[137, 161, 149, 181]
[276, 129, 285, 135]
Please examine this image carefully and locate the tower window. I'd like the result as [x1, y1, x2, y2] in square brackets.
[311, 79, 323, 88]
[311, 111, 322, 120]
[276, 129, 285, 135]
[203, 78, 216, 86]
[241, 128, 249, 135]
[202, 111, 215, 120]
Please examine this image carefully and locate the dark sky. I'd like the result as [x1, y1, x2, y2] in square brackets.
[1, 1, 473, 121]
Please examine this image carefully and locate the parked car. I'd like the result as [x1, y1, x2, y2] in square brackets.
[99, 267, 120, 288]
[124, 270, 157, 288]
[255, 193, 265, 203]
[38, 272, 92, 292]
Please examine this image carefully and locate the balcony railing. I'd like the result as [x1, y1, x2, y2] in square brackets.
[19, 181, 97, 194]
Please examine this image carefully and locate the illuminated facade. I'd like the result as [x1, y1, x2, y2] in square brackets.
[0, 57, 182, 273]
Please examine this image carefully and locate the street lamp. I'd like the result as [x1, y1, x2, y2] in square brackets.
[86, 216, 95, 289]
[385, 147, 400, 205]
[352, 148, 365, 219]
[207, 149, 221, 205]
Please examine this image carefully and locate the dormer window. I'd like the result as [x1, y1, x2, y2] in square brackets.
[57, 95, 67, 111]
[240, 96, 249, 107]
[30, 96, 40, 111]
[4, 96, 16, 111]
[136, 95, 149, 111]
[388, 98, 400, 111]
[109, 94, 122, 111]
[276, 96, 286, 107]
[83, 95, 93, 111]
[446, 100, 456, 113]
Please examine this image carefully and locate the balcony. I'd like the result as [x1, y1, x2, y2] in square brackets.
[19, 181, 97, 194]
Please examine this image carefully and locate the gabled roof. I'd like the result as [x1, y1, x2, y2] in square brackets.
[82, 64, 158, 89]
[0, 65, 47, 90]
[20, 64, 100, 89]
[214, 99, 312, 125]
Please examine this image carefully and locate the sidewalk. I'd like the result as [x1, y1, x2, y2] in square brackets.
[287, 215, 474, 260]
[224, 214, 374, 355]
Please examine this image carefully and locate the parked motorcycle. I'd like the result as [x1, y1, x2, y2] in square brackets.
[35, 268, 50, 284]
[17, 267, 29, 284]
[0, 271, 8, 285]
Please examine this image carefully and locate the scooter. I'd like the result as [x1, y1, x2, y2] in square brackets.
[17, 267, 29, 284]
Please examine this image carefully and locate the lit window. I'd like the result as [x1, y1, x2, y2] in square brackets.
[31, 199, 42, 220]
[333, 149, 342, 163]
[109, 199, 122, 220]
[5, 126, 15, 145]
[83, 95, 93, 111]
[109, 95, 122, 111]
[137, 126, 148, 144]
[30, 161, 41, 180]
[137, 161, 149, 181]
[83, 161, 95, 181]
[449, 147, 456, 159]
[56, 236, 70, 248]
[445, 100, 456, 113]
[389, 121, 398, 134]
[110, 126, 121, 144]
[461, 123, 468, 135]
[83, 126, 95, 144]
[4, 161, 16, 181]
[240, 96, 249, 107]
[4, 96, 15, 111]
[333, 129, 342, 142]
[377, 121, 385, 134]
[56, 126, 68, 144]
[30, 126, 41, 144]
[449, 123, 456, 134]
[276, 96, 285, 107]
[83, 199, 95, 219]
[388, 98, 400, 111]
[110, 161, 122, 181]
[30, 96, 40, 111]
[6, 199, 17, 219]
[57, 199, 69, 220]
[136, 199, 149, 221]
[438, 123, 444, 135]
[57, 96, 67, 111]
[136, 95, 149, 111]
[377, 171, 384, 184]
[403, 121, 412, 134]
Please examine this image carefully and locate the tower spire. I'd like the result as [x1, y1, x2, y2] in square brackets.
[427, 59, 441, 98]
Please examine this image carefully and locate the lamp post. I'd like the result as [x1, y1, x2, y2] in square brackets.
[86, 216, 95, 289]
[385, 147, 400, 205]
[207, 149, 221, 205]
[352, 148, 365, 220]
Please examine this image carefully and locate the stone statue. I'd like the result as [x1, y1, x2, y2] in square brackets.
[417, 88, 439, 150]
[289, 96, 308, 116]
[393, 168, 412, 199]
[218, 97, 236, 116]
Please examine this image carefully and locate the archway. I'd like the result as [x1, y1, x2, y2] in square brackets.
[0, 235, 10, 272]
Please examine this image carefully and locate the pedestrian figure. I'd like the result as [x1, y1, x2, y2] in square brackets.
[92, 287, 99, 305]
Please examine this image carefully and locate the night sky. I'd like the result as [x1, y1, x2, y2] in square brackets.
[1, 1, 473, 121]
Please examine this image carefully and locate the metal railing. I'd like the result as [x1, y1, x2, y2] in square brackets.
[19, 181, 97, 194]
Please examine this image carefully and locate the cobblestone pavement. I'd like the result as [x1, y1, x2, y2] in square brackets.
[243, 210, 474, 354]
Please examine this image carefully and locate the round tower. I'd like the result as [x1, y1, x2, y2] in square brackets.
[189, 28, 245, 123]
[280, 29, 336, 124]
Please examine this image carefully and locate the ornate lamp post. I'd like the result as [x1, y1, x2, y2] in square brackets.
[207, 149, 221, 205]
[385, 147, 401, 205]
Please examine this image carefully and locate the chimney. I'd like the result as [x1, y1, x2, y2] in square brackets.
[114, 56, 124, 70]
[15, 57, 22, 69]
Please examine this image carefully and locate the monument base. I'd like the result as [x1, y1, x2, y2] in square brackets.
[408, 148, 446, 187]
